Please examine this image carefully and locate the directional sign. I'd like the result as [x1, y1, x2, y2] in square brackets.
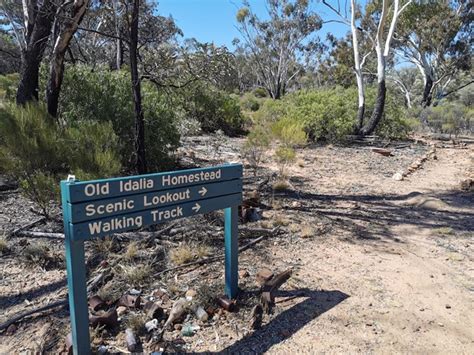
[60, 163, 243, 355]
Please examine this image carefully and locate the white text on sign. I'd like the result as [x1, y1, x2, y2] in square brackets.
[83, 169, 222, 198]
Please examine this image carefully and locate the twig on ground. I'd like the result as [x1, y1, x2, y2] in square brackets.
[0, 271, 107, 332]
[8, 218, 46, 239]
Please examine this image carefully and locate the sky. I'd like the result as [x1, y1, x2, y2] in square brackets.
[158, 0, 352, 49]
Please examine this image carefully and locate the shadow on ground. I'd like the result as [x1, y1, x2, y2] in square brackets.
[220, 289, 349, 353]
[280, 190, 474, 244]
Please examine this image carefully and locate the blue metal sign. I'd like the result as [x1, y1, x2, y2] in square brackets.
[61, 164, 243, 354]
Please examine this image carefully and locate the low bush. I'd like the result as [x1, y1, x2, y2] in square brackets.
[242, 124, 271, 176]
[180, 84, 246, 136]
[418, 104, 473, 136]
[252, 86, 411, 142]
[240, 92, 260, 112]
[59, 65, 180, 171]
[0, 103, 121, 215]
[0, 73, 19, 102]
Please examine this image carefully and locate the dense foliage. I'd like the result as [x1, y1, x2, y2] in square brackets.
[0, 103, 121, 215]
[251, 87, 411, 142]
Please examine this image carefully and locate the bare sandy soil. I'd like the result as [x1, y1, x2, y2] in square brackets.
[0, 136, 473, 354]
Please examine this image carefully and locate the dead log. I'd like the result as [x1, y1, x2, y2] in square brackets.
[15, 230, 64, 240]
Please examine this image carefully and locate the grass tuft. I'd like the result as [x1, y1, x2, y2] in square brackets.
[299, 225, 315, 238]
[0, 237, 9, 254]
[272, 180, 290, 191]
[22, 243, 51, 265]
[125, 312, 147, 334]
[123, 241, 139, 261]
[169, 244, 194, 265]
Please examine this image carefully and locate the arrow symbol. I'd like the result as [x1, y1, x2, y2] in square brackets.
[198, 187, 207, 196]
[192, 203, 201, 213]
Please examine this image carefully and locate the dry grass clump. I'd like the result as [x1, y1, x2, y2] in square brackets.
[0, 237, 9, 254]
[433, 227, 454, 236]
[91, 236, 119, 255]
[124, 312, 147, 334]
[273, 213, 290, 227]
[123, 241, 139, 261]
[169, 243, 213, 265]
[97, 281, 125, 303]
[299, 225, 315, 238]
[297, 159, 305, 168]
[195, 244, 212, 259]
[119, 263, 152, 286]
[272, 179, 290, 191]
[22, 243, 51, 265]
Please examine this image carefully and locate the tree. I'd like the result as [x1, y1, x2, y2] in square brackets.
[360, 0, 413, 135]
[236, 0, 322, 99]
[0, 0, 57, 105]
[395, 0, 473, 107]
[46, 0, 90, 118]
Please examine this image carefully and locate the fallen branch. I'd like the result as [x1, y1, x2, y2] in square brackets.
[0, 271, 106, 332]
[145, 222, 180, 244]
[8, 218, 46, 239]
[15, 230, 64, 240]
[0, 300, 68, 332]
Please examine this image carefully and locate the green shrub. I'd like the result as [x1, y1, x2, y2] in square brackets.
[181, 84, 245, 136]
[270, 117, 306, 177]
[418, 104, 473, 135]
[0, 103, 121, 215]
[253, 87, 411, 142]
[242, 124, 271, 176]
[240, 93, 260, 112]
[253, 87, 268, 98]
[0, 73, 19, 102]
[59, 65, 180, 170]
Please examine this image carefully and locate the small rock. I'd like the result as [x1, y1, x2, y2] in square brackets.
[194, 306, 208, 322]
[97, 345, 108, 354]
[116, 306, 127, 317]
[129, 288, 141, 295]
[185, 289, 197, 300]
[392, 172, 404, 181]
[445, 304, 451, 309]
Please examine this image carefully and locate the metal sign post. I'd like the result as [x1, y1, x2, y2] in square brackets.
[61, 164, 243, 354]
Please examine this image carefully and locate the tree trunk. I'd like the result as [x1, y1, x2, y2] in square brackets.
[129, 0, 146, 174]
[421, 75, 433, 107]
[113, 0, 123, 70]
[16, 0, 56, 106]
[362, 79, 386, 136]
[355, 70, 365, 133]
[46, 0, 89, 118]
